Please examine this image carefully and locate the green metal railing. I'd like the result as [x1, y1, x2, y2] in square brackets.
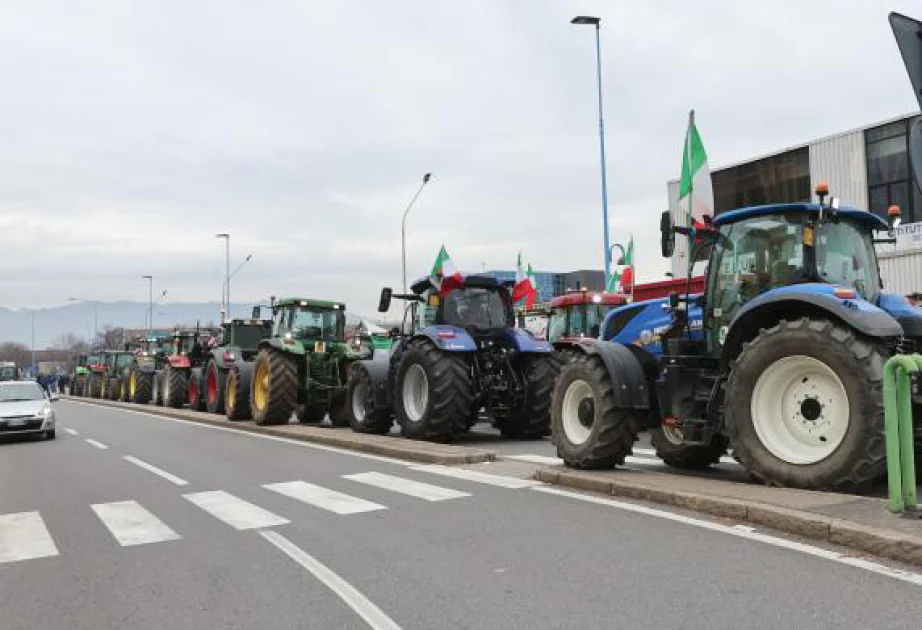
[883, 354, 922, 514]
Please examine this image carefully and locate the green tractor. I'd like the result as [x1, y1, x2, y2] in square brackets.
[68, 354, 97, 397]
[87, 350, 134, 400]
[248, 297, 367, 426]
[199, 316, 272, 415]
[119, 335, 171, 404]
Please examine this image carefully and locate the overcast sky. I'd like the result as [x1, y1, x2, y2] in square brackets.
[0, 0, 919, 318]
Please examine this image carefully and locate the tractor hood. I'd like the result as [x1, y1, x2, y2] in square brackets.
[878, 293, 922, 338]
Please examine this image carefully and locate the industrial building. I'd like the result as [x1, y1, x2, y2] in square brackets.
[667, 113, 922, 296]
[488, 269, 604, 303]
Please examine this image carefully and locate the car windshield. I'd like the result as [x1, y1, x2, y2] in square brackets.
[0, 382, 45, 401]
[289, 307, 344, 340]
[441, 287, 508, 329]
[816, 220, 880, 301]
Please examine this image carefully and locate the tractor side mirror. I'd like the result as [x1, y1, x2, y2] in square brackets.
[660, 211, 675, 258]
[251, 306, 261, 319]
[378, 288, 393, 313]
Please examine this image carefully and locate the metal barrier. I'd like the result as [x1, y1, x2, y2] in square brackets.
[883, 354, 922, 515]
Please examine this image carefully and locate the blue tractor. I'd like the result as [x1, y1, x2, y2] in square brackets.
[550, 184, 922, 490]
[346, 274, 560, 441]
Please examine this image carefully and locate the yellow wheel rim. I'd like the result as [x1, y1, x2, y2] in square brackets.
[129, 373, 137, 398]
[227, 374, 236, 409]
[254, 361, 269, 411]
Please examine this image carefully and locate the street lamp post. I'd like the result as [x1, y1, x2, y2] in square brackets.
[69, 298, 98, 348]
[142, 275, 153, 336]
[571, 15, 612, 288]
[215, 233, 230, 322]
[401, 173, 433, 297]
[31, 312, 35, 377]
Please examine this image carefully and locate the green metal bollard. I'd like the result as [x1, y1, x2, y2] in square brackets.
[883, 354, 920, 514]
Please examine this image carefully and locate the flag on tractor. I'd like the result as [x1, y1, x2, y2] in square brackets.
[678, 110, 714, 225]
[429, 245, 463, 295]
[511, 254, 538, 308]
[605, 268, 621, 293]
[621, 235, 634, 295]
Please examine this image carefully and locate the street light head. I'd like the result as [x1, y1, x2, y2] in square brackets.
[215, 233, 229, 239]
[571, 15, 601, 26]
[142, 275, 152, 280]
[423, 173, 432, 183]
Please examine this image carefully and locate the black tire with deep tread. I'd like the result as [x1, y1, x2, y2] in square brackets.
[204, 360, 226, 414]
[724, 317, 887, 491]
[551, 354, 639, 469]
[188, 367, 207, 411]
[106, 378, 121, 401]
[251, 349, 297, 426]
[347, 367, 393, 434]
[164, 366, 188, 409]
[87, 374, 103, 399]
[296, 404, 326, 424]
[651, 427, 729, 470]
[496, 354, 561, 439]
[129, 366, 153, 405]
[226, 364, 253, 421]
[152, 371, 164, 406]
[394, 340, 473, 441]
[72, 375, 85, 398]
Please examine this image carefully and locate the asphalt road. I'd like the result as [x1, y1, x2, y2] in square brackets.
[3, 400, 922, 629]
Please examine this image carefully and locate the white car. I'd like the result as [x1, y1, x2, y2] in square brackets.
[0, 381, 57, 440]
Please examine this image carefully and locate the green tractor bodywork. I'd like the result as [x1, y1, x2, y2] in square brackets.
[118, 335, 170, 404]
[250, 297, 369, 426]
[200, 317, 272, 416]
[71, 353, 99, 396]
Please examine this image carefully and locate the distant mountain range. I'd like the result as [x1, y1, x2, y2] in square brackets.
[0, 301, 253, 348]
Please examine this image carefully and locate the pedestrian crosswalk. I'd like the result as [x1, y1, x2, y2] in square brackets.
[0, 467, 530, 565]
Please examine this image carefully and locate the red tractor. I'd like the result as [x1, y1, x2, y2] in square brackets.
[154, 329, 216, 408]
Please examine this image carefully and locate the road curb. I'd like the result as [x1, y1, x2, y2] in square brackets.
[534, 468, 922, 568]
[68, 398, 497, 466]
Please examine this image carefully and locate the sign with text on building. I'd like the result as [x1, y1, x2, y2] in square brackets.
[894, 222, 922, 251]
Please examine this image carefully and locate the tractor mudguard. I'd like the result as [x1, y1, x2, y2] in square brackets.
[556, 338, 650, 410]
[351, 354, 391, 409]
[261, 338, 306, 356]
[878, 293, 922, 337]
[726, 285, 903, 356]
[416, 326, 477, 352]
[503, 328, 553, 353]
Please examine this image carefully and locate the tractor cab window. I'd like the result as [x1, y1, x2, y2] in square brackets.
[416, 296, 438, 329]
[87, 355, 99, 365]
[569, 305, 586, 337]
[816, 220, 879, 301]
[288, 307, 344, 340]
[441, 287, 509, 330]
[586, 305, 612, 338]
[547, 308, 567, 342]
[115, 354, 133, 368]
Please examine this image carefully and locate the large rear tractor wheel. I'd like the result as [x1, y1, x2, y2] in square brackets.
[497, 354, 560, 439]
[163, 366, 188, 409]
[188, 367, 207, 411]
[205, 361, 226, 415]
[551, 354, 639, 469]
[251, 349, 297, 426]
[87, 374, 103, 399]
[106, 378, 121, 401]
[128, 367, 153, 405]
[725, 318, 887, 491]
[651, 426, 729, 470]
[347, 367, 392, 434]
[225, 365, 253, 421]
[296, 404, 326, 424]
[394, 340, 473, 441]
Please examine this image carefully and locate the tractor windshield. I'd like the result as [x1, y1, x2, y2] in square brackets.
[289, 307, 344, 340]
[441, 287, 509, 330]
[86, 355, 99, 365]
[115, 354, 134, 368]
[815, 220, 879, 301]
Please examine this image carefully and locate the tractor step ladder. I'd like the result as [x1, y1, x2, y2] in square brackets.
[883, 354, 922, 516]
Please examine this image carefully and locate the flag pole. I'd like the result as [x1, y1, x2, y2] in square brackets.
[685, 109, 695, 279]
[630, 232, 635, 301]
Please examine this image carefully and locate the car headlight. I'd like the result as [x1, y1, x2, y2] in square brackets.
[40, 406, 52, 417]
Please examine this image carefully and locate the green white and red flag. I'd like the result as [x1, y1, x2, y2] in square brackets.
[429, 245, 463, 295]
[511, 253, 538, 307]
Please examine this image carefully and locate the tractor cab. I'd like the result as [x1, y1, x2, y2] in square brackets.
[101, 350, 134, 377]
[271, 298, 346, 345]
[408, 274, 515, 336]
[0, 362, 20, 381]
[547, 290, 628, 342]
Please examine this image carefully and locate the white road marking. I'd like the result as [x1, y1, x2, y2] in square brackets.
[260, 530, 401, 630]
[508, 452, 735, 469]
[532, 485, 922, 587]
[505, 454, 561, 466]
[184, 490, 289, 530]
[264, 481, 387, 515]
[91, 500, 180, 547]
[85, 438, 108, 450]
[122, 455, 189, 486]
[0, 512, 59, 564]
[343, 472, 471, 502]
[67, 401, 410, 466]
[409, 464, 539, 489]
[63, 428, 78, 436]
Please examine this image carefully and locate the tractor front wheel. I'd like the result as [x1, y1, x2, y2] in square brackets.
[497, 354, 560, 439]
[87, 374, 103, 399]
[550, 354, 639, 469]
[347, 367, 392, 434]
[226, 365, 252, 421]
[394, 340, 473, 441]
[251, 349, 297, 425]
[188, 367, 207, 411]
[725, 318, 887, 491]
[163, 366, 188, 409]
[128, 366, 153, 405]
[205, 361, 226, 415]
[106, 378, 121, 401]
[152, 372, 164, 406]
[651, 426, 728, 470]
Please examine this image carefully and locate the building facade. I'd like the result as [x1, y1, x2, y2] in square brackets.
[667, 113, 922, 295]
[487, 269, 604, 304]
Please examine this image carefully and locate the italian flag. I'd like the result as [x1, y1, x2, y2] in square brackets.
[678, 110, 714, 224]
[605, 269, 621, 293]
[511, 253, 538, 307]
[430, 245, 463, 295]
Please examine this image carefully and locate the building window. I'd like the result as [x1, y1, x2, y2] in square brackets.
[712, 147, 811, 214]
[865, 116, 920, 224]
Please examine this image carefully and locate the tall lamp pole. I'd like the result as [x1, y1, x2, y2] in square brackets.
[215, 233, 230, 322]
[142, 275, 153, 334]
[571, 15, 612, 288]
[401, 173, 433, 297]
[31, 312, 36, 377]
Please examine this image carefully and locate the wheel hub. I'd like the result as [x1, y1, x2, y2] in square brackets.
[352, 381, 367, 423]
[577, 398, 594, 428]
[254, 362, 269, 412]
[800, 397, 822, 422]
[402, 364, 429, 423]
[561, 379, 593, 446]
